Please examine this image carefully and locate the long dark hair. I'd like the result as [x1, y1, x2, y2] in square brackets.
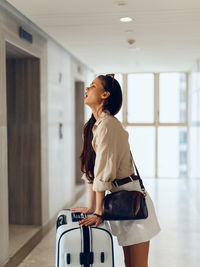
[80, 75, 122, 182]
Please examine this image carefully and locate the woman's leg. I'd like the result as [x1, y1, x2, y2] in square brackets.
[123, 246, 131, 267]
[123, 241, 150, 267]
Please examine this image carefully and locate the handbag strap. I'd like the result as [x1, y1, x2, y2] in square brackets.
[130, 151, 146, 194]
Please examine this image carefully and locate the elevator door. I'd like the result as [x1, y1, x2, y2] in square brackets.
[6, 42, 41, 225]
[75, 81, 85, 184]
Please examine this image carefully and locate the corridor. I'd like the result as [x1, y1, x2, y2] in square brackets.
[0, 0, 200, 266]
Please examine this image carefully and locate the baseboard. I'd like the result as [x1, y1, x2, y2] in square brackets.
[3, 184, 86, 267]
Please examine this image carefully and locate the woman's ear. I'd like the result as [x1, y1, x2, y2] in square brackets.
[101, 91, 110, 99]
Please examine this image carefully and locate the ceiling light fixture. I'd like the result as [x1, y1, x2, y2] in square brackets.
[120, 17, 133, 22]
[127, 39, 135, 45]
[116, 1, 127, 6]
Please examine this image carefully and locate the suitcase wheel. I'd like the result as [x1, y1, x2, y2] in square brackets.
[66, 253, 71, 264]
[101, 252, 105, 263]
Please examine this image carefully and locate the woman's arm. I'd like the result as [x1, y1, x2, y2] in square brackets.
[70, 183, 96, 214]
[94, 191, 105, 215]
[79, 190, 105, 227]
[88, 183, 96, 212]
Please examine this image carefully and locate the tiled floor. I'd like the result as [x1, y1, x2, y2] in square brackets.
[18, 178, 200, 267]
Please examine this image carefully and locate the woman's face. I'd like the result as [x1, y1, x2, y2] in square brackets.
[84, 77, 109, 109]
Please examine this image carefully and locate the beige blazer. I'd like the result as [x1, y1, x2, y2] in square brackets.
[82, 110, 135, 192]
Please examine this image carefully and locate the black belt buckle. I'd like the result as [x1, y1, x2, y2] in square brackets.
[112, 179, 119, 187]
[131, 174, 139, 180]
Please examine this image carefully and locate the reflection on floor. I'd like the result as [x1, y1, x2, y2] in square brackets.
[18, 178, 200, 267]
[9, 225, 40, 257]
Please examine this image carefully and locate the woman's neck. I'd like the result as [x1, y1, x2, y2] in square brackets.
[92, 110, 102, 121]
[92, 105, 103, 121]
[92, 107, 103, 120]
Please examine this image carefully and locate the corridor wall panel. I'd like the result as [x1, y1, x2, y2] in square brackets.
[47, 40, 72, 219]
[0, 2, 48, 265]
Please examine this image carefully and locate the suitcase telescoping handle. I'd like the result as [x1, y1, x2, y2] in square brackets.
[80, 226, 94, 267]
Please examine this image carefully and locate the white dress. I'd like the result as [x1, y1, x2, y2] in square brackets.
[108, 181, 161, 246]
[82, 110, 161, 246]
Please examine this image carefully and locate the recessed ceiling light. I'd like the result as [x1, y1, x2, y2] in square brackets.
[120, 17, 133, 22]
[116, 1, 127, 6]
[127, 39, 135, 45]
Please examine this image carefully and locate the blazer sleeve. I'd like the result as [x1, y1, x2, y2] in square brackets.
[93, 125, 117, 192]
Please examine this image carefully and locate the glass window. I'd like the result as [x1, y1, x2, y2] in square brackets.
[158, 127, 187, 178]
[126, 126, 155, 177]
[179, 151, 187, 164]
[180, 90, 186, 103]
[180, 131, 187, 144]
[159, 73, 186, 123]
[189, 72, 200, 123]
[127, 74, 154, 123]
[189, 126, 200, 177]
[190, 82, 198, 122]
[198, 91, 200, 122]
[115, 74, 123, 122]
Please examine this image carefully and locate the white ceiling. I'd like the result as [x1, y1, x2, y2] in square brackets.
[6, 0, 200, 73]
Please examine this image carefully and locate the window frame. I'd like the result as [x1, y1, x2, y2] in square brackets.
[121, 72, 189, 178]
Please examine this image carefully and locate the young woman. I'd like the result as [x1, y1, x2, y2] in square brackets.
[71, 74, 161, 267]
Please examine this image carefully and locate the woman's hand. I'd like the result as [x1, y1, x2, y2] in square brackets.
[70, 207, 94, 214]
[78, 191, 105, 227]
[70, 184, 96, 215]
[78, 214, 103, 227]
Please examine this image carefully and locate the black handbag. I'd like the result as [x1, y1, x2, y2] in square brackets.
[103, 152, 148, 221]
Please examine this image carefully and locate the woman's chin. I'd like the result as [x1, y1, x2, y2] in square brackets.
[84, 99, 90, 107]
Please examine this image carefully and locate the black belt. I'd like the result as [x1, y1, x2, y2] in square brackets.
[112, 173, 139, 187]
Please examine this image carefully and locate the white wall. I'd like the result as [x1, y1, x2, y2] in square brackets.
[47, 39, 94, 219]
[0, 2, 48, 265]
[47, 40, 71, 219]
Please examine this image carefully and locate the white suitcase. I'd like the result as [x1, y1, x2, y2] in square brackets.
[56, 209, 114, 267]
